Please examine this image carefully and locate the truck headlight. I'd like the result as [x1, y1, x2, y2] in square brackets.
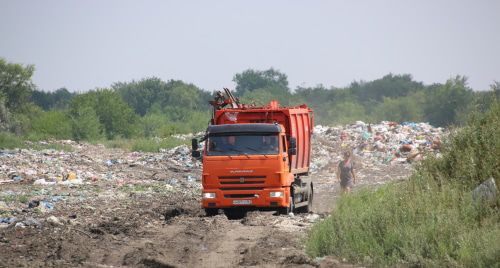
[203, 192, 216, 199]
[270, 191, 283, 198]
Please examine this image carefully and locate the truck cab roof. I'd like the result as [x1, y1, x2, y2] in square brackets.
[207, 123, 281, 135]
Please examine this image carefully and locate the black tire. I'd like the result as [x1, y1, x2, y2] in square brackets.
[205, 208, 219, 217]
[305, 184, 313, 213]
[296, 183, 313, 213]
[223, 208, 247, 220]
[278, 191, 295, 215]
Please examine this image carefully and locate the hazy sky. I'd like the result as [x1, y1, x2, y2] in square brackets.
[1, 0, 499, 92]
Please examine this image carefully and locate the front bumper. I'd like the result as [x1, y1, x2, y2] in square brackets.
[201, 187, 290, 208]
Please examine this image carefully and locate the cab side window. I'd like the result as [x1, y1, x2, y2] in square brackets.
[281, 136, 287, 153]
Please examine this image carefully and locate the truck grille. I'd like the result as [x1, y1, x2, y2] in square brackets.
[224, 194, 257, 198]
[218, 175, 266, 186]
[219, 175, 266, 179]
[220, 187, 263, 191]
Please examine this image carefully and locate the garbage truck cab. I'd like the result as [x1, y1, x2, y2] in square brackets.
[192, 89, 314, 217]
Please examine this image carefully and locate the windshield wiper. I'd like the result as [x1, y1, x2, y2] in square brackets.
[227, 148, 250, 158]
[244, 146, 268, 158]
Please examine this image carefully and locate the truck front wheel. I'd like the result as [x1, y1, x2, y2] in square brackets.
[278, 192, 295, 215]
[223, 208, 247, 219]
[205, 208, 219, 217]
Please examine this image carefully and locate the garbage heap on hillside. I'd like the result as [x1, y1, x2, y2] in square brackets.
[312, 121, 446, 168]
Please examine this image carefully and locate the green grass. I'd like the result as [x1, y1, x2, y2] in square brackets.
[2, 131, 186, 153]
[307, 180, 499, 267]
[29, 143, 74, 152]
[97, 136, 188, 152]
[0, 132, 24, 149]
[0, 132, 73, 151]
[17, 195, 30, 204]
[306, 102, 500, 267]
[0, 193, 31, 204]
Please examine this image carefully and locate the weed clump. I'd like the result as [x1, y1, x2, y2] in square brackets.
[306, 103, 500, 267]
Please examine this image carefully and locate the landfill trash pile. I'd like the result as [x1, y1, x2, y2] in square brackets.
[311, 121, 446, 173]
[0, 141, 201, 187]
[0, 121, 447, 267]
[0, 140, 203, 232]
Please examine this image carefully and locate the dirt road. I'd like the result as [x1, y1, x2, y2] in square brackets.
[0, 134, 413, 267]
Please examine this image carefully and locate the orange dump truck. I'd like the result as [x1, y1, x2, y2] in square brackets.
[191, 89, 314, 217]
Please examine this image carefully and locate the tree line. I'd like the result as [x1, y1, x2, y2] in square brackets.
[0, 57, 498, 142]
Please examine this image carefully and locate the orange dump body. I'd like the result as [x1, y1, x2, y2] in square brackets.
[201, 102, 313, 209]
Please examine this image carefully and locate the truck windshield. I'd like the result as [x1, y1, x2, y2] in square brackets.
[207, 134, 279, 156]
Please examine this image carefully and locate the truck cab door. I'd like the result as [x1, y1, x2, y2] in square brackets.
[281, 135, 290, 170]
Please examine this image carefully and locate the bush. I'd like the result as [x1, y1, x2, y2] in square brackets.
[325, 101, 370, 125]
[307, 182, 499, 267]
[69, 90, 138, 140]
[306, 102, 500, 267]
[70, 106, 103, 141]
[421, 102, 500, 188]
[31, 110, 72, 139]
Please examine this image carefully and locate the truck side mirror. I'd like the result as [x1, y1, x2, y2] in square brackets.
[289, 137, 297, 155]
[192, 150, 201, 158]
[192, 138, 199, 151]
[192, 138, 202, 158]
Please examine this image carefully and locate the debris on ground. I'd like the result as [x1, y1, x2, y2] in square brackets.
[311, 121, 446, 172]
[0, 121, 446, 267]
[472, 178, 498, 205]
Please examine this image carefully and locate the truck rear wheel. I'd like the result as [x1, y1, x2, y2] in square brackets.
[296, 183, 313, 213]
[305, 184, 313, 213]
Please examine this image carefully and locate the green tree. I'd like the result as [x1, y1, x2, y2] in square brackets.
[350, 74, 424, 103]
[0, 58, 35, 111]
[239, 86, 295, 106]
[373, 92, 425, 122]
[70, 90, 138, 139]
[325, 101, 369, 125]
[424, 76, 474, 126]
[0, 96, 11, 132]
[295, 85, 332, 106]
[32, 88, 75, 110]
[233, 68, 289, 96]
[167, 83, 205, 110]
[70, 105, 103, 141]
[10, 103, 44, 135]
[113, 78, 212, 116]
[113, 77, 169, 116]
[93, 90, 138, 139]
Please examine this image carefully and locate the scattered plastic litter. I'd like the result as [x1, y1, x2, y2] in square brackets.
[14, 217, 42, 228]
[34, 179, 56, 185]
[0, 217, 17, 224]
[311, 121, 446, 173]
[46, 215, 63, 226]
[472, 178, 497, 205]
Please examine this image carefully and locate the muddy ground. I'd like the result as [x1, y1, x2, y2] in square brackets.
[0, 135, 413, 268]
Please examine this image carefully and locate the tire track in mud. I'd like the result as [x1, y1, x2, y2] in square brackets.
[0, 162, 408, 268]
[0, 136, 413, 267]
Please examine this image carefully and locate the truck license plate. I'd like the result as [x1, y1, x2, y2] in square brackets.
[233, 200, 252, 205]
